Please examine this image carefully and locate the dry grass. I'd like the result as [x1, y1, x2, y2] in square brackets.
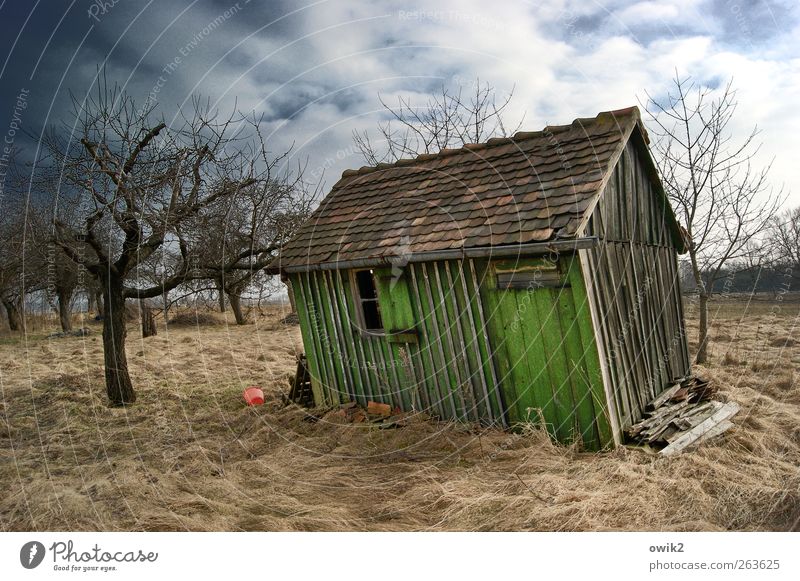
[1, 298, 799, 531]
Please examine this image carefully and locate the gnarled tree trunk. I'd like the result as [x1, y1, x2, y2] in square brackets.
[227, 291, 247, 325]
[95, 290, 104, 318]
[285, 278, 297, 314]
[140, 299, 157, 338]
[103, 280, 135, 405]
[161, 289, 170, 321]
[696, 292, 709, 364]
[215, 277, 226, 312]
[2, 297, 25, 332]
[57, 287, 73, 332]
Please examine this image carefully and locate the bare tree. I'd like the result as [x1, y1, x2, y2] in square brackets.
[139, 299, 157, 338]
[769, 206, 800, 272]
[643, 73, 784, 363]
[46, 247, 81, 332]
[0, 201, 29, 332]
[353, 79, 523, 164]
[0, 158, 34, 332]
[194, 168, 313, 325]
[39, 81, 301, 405]
[23, 190, 86, 332]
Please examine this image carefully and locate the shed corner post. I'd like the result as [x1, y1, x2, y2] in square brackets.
[577, 248, 623, 447]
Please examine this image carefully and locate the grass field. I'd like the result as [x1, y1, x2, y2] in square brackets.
[1, 297, 798, 531]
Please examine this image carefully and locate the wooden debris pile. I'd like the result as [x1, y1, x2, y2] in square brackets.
[287, 354, 314, 407]
[627, 376, 740, 455]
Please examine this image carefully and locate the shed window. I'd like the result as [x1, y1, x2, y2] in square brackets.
[354, 269, 384, 332]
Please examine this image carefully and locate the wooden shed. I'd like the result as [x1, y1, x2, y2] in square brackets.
[273, 106, 691, 450]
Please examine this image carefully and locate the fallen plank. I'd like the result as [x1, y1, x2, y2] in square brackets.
[670, 387, 689, 401]
[668, 419, 734, 445]
[660, 425, 680, 442]
[639, 401, 691, 433]
[672, 402, 721, 430]
[628, 401, 688, 436]
[686, 379, 715, 402]
[645, 421, 679, 443]
[647, 384, 682, 411]
[693, 419, 734, 446]
[678, 401, 718, 418]
[660, 402, 740, 456]
[644, 400, 690, 423]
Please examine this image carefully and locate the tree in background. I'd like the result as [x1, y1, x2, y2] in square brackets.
[643, 73, 783, 364]
[25, 189, 86, 332]
[353, 79, 523, 164]
[2, 154, 95, 333]
[40, 81, 305, 405]
[0, 195, 30, 332]
[195, 169, 314, 325]
[769, 206, 800, 277]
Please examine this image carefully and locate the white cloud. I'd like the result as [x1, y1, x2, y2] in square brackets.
[20, 0, 798, 205]
[615, 0, 707, 26]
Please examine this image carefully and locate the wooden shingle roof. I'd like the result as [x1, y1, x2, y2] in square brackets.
[276, 106, 650, 269]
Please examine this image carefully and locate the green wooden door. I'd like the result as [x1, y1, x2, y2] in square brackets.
[480, 255, 612, 449]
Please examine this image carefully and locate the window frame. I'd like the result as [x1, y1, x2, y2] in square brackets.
[350, 268, 385, 336]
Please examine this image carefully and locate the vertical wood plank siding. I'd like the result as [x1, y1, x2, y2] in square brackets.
[289, 260, 508, 427]
[291, 254, 612, 449]
[583, 140, 691, 428]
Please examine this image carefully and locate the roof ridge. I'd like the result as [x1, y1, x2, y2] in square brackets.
[340, 106, 640, 179]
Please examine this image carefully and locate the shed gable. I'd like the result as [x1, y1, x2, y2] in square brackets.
[583, 128, 685, 251]
[580, 135, 692, 430]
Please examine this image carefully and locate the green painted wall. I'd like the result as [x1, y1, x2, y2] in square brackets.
[477, 255, 612, 448]
[289, 254, 614, 450]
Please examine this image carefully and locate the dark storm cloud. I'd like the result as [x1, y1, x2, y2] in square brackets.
[709, 0, 795, 46]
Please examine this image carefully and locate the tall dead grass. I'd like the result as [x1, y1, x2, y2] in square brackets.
[1, 299, 798, 531]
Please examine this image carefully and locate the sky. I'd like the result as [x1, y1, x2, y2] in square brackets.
[1, 0, 798, 207]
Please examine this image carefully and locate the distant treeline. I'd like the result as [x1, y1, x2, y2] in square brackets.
[681, 263, 799, 295]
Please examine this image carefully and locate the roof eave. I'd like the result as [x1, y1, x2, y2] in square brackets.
[278, 237, 599, 273]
